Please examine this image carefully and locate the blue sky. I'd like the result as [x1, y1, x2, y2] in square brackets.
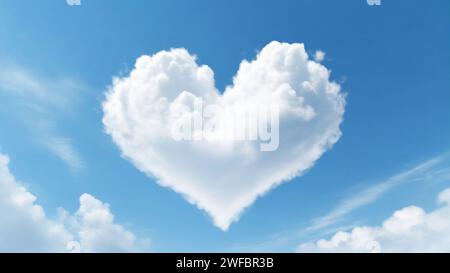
[0, 0, 450, 252]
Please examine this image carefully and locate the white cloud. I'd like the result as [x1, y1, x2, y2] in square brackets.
[59, 193, 149, 252]
[102, 41, 346, 230]
[314, 50, 326, 62]
[0, 153, 148, 252]
[0, 153, 73, 252]
[298, 187, 450, 253]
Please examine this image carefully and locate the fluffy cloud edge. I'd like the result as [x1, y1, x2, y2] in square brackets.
[0, 153, 149, 252]
[298, 187, 450, 253]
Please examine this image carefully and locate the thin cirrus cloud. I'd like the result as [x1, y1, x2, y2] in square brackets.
[43, 136, 85, 172]
[304, 154, 447, 233]
[0, 65, 84, 171]
[102, 41, 346, 230]
[0, 66, 79, 109]
[0, 153, 149, 252]
[298, 187, 450, 253]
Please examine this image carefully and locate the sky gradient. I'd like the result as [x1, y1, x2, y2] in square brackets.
[0, 0, 449, 252]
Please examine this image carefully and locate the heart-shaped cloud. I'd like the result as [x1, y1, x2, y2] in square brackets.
[102, 41, 345, 230]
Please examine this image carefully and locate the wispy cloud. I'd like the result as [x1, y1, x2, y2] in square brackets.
[0, 68, 46, 97]
[0, 66, 81, 109]
[0, 65, 85, 171]
[305, 155, 446, 232]
[44, 137, 84, 172]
